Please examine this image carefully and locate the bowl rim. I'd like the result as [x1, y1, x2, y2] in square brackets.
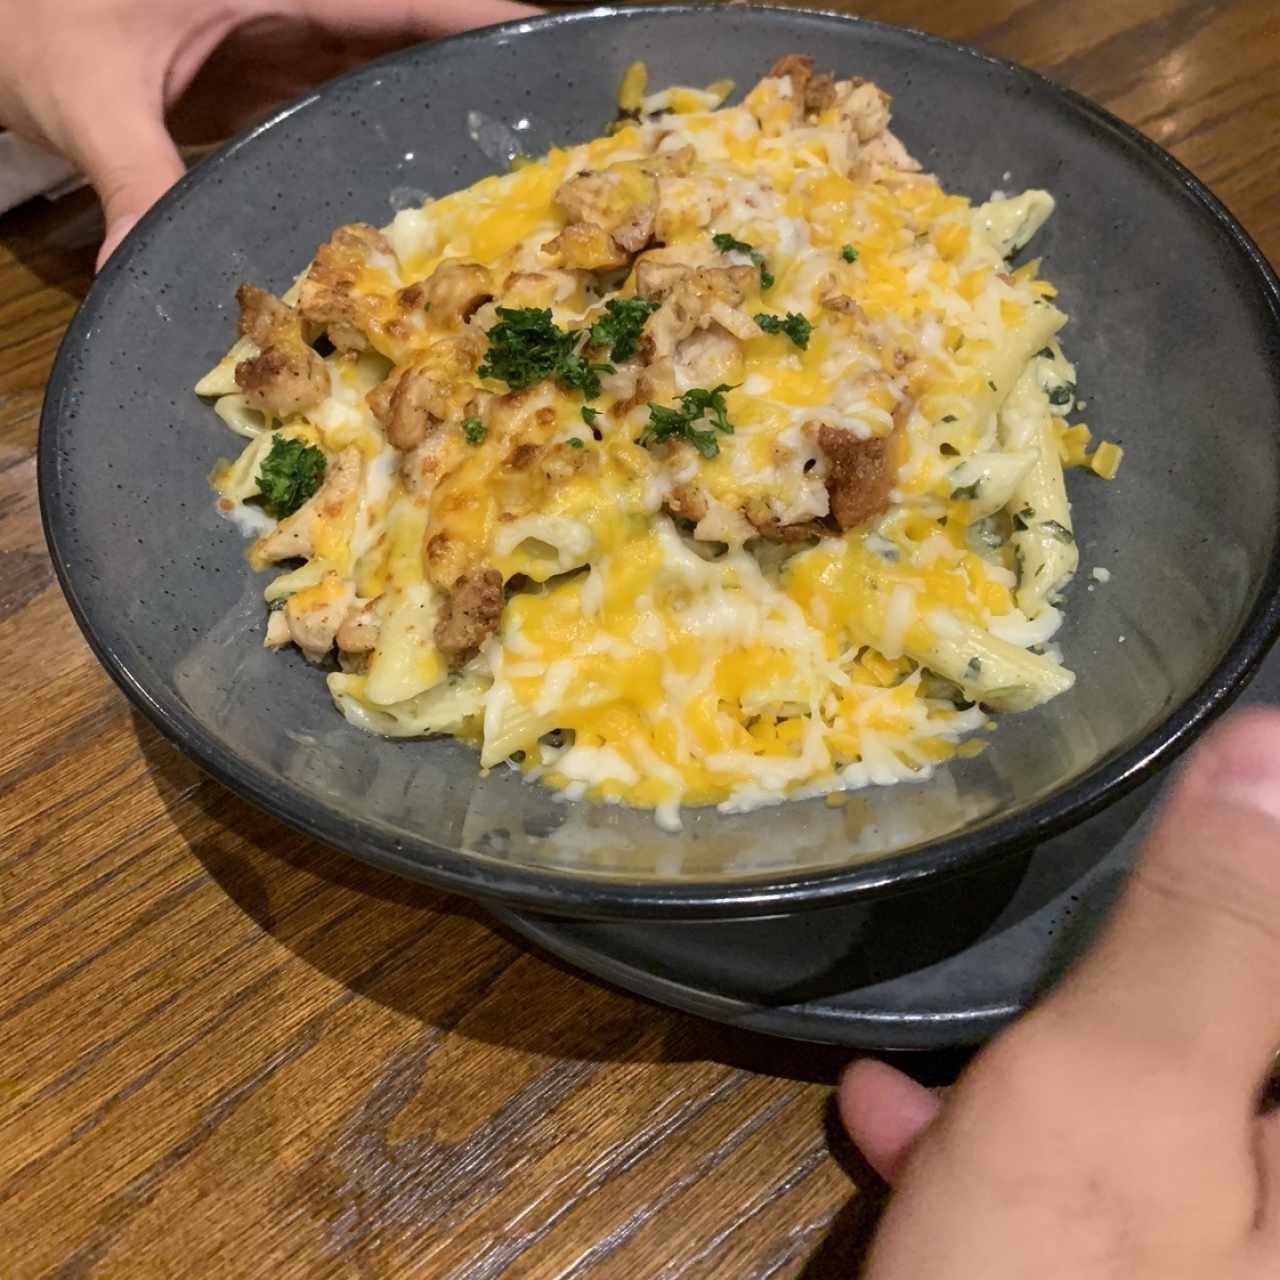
[39, 3, 1280, 919]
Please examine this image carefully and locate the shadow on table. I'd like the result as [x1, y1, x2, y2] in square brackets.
[138, 712, 978, 1078]
[137, 708, 967, 1271]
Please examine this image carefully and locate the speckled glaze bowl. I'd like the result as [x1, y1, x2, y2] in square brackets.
[40, 6, 1280, 918]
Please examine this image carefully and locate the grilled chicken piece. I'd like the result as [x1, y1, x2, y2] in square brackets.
[421, 261, 494, 327]
[336, 600, 381, 655]
[233, 284, 328, 417]
[434, 568, 504, 669]
[817, 425, 899, 531]
[297, 223, 398, 353]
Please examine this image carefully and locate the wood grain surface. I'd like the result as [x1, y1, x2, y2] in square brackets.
[2, 1, 1277, 1274]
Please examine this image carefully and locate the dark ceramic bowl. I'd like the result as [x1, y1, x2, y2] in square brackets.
[40, 6, 1280, 919]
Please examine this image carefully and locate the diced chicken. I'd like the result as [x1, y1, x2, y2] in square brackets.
[367, 336, 486, 451]
[369, 364, 452, 451]
[833, 79, 892, 143]
[283, 575, 356, 663]
[233, 284, 328, 417]
[755, 58, 920, 178]
[821, 292, 869, 322]
[611, 203, 657, 253]
[611, 358, 676, 416]
[664, 482, 708, 524]
[851, 130, 922, 179]
[817, 424, 899, 531]
[297, 223, 398, 352]
[538, 441, 599, 486]
[336, 599, 381, 655]
[542, 221, 631, 271]
[644, 146, 697, 178]
[831, 79, 921, 179]
[434, 568, 504, 669]
[254, 445, 362, 564]
[425, 529, 473, 593]
[674, 326, 743, 389]
[637, 264, 759, 360]
[400, 429, 466, 497]
[497, 271, 571, 310]
[421, 260, 494, 327]
[553, 163, 659, 262]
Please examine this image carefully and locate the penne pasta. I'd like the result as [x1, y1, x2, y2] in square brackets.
[197, 55, 1122, 827]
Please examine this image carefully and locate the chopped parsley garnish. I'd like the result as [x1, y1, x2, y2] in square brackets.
[941, 414, 958, 423]
[987, 379, 998, 392]
[478, 306, 613, 398]
[952, 480, 983, 501]
[567, 437, 585, 449]
[463, 417, 487, 445]
[1042, 518, 1075, 544]
[1047, 381, 1076, 406]
[1012, 506, 1035, 531]
[841, 244, 859, 263]
[967, 657, 983, 677]
[712, 232, 774, 289]
[556, 350, 614, 399]
[587, 297, 659, 362]
[754, 311, 812, 349]
[1036, 346, 1054, 358]
[256, 435, 326, 518]
[939, 442, 959, 456]
[640, 383, 737, 459]
[581, 405, 600, 427]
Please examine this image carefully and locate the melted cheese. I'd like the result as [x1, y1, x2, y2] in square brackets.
[204, 61, 1114, 826]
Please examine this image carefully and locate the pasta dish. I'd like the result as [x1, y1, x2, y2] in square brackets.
[197, 56, 1121, 829]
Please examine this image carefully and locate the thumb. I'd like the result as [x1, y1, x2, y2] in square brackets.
[294, 0, 540, 40]
[73, 106, 183, 271]
[1039, 708, 1280, 1097]
[838, 1058, 941, 1183]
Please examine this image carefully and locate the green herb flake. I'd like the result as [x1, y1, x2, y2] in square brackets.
[754, 311, 812, 350]
[463, 417, 487, 445]
[581, 405, 600, 427]
[640, 383, 737, 459]
[1036, 346, 1054, 358]
[1047, 381, 1077, 406]
[712, 232, 773, 290]
[587, 297, 659, 362]
[557, 350, 614, 399]
[1042, 518, 1075, 544]
[987, 379, 998, 392]
[1011, 506, 1035, 531]
[841, 244, 859, 263]
[939, 442, 959, 456]
[966, 657, 983, 677]
[567, 437, 585, 449]
[256, 435, 326, 518]
[941, 414, 958, 423]
[478, 306, 612, 398]
[952, 480, 983, 501]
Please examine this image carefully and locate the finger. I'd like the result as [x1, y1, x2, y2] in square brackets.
[1039, 709, 1280, 1097]
[838, 1058, 941, 1184]
[291, 0, 541, 41]
[76, 107, 183, 271]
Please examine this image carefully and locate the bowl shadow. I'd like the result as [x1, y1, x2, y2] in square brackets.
[135, 709, 985, 1087]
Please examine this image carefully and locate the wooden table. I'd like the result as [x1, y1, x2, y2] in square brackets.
[2, 1, 1276, 1273]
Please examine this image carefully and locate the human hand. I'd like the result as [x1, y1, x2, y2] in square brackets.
[0, 0, 537, 268]
[843, 709, 1280, 1277]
